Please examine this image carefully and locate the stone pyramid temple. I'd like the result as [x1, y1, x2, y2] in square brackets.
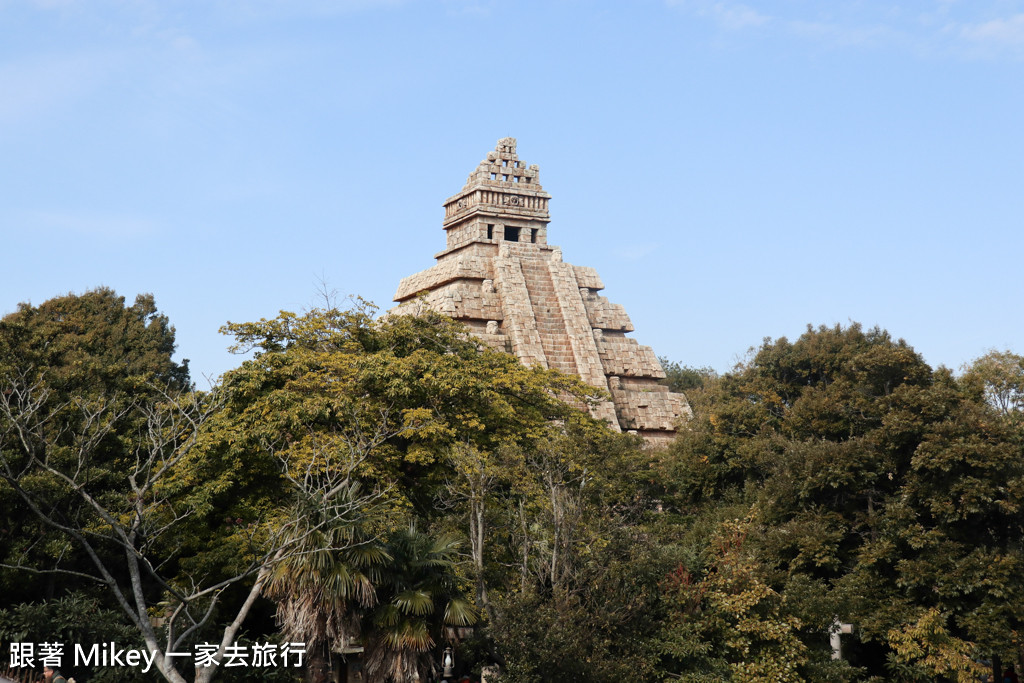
[392, 138, 690, 443]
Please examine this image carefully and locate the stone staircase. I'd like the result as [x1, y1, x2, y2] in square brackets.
[518, 255, 578, 376]
[392, 137, 692, 443]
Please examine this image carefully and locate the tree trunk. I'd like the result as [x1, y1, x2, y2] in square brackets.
[518, 500, 530, 592]
[304, 643, 332, 683]
[471, 494, 489, 611]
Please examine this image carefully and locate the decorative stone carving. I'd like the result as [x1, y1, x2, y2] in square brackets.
[392, 138, 691, 444]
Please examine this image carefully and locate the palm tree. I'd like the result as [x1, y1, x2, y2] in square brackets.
[264, 486, 387, 683]
[363, 527, 478, 682]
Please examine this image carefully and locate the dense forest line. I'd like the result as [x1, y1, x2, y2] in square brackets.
[1, 288, 1022, 682]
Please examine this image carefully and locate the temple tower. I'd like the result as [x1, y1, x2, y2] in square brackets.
[392, 138, 690, 443]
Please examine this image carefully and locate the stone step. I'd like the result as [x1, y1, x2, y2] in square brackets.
[518, 258, 577, 375]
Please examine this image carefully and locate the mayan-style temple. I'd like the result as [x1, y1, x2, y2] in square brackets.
[392, 138, 690, 443]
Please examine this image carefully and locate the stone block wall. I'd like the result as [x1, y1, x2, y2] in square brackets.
[391, 138, 691, 443]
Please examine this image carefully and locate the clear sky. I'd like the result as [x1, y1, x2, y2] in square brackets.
[2, 0, 1022, 383]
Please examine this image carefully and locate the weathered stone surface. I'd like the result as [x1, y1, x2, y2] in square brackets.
[394, 253, 493, 301]
[572, 266, 604, 291]
[390, 138, 691, 442]
[395, 282, 503, 322]
[582, 292, 634, 332]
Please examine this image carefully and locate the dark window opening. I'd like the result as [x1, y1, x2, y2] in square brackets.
[530, 228, 538, 243]
[525, 177, 532, 184]
[502, 174, 509, 181]
[490, 172, 496, 180]
[487, 224, 494, 239]
[504, 226, 519, 242]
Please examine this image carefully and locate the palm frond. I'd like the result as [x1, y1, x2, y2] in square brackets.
[443, 597, 478, 626]
[395, 589, 435, 616]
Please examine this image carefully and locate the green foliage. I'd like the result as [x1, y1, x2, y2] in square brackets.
[886, 608, 988, 682]
[480, 424, 666, 682]
[212, 303, 601, 519]
[962, 349, 1024, 420]
[0, 288, 190, 600]
[0, 287, 189, 394]
[658, 518, 809, 682]
[0, 289, 296, 683]
[7, 288, 1023, 683]
[657, 323, 1024, 679]
[363, 527, 477, 682]
[0, 592, 145, 682]
[491, 524, 665, 683]
[215, 303, 610, 680]
[263, 483, 385, 683]
[659, 358, 718, 393]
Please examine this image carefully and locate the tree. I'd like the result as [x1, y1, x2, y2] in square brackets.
[217, 302, 608, 679]
[0, 372, 386, 683]
[656, 324, 1024, 680]
[477, 422, 667, 682]
[362, 527, 476, 682]
[0, 592, 141, 682]
[491, 519, 666, 683]
[218, 302, 602, 506]
[0, 288, 189, 600]
[0, 291, 384, 683]
[886, 608, 988, 682]
[659, 518, 809, 682]
[659, 358, 718, 393]
[437, 442, 504, 616]
[962, 350, 1024, 419]
[263, 485, 385, 683]
[0, 288, 188, 396]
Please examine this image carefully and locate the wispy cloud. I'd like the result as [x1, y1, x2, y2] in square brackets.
[0, 54, 115, 128]
[18, 210, 158, 238]
[16, 0, 406, 14]
[442, 0, 491, 17]
[617, 243, 658, 262]
[29, 0, 79, 8]
[666, 0, 769, 29]
[786, 18, 903, 49]
[712, 3, 768, 30]
[665, 0, 1024, 59]
[960, 13, 1024, 46]
[211, 0, 408, 20]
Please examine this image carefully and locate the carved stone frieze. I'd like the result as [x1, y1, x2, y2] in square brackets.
[391, 139, 691, 443]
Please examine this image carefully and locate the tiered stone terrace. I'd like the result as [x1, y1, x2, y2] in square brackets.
[392, 138, 690, 444]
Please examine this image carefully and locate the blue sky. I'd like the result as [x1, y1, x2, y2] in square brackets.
[2, 0, 1022, 383]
